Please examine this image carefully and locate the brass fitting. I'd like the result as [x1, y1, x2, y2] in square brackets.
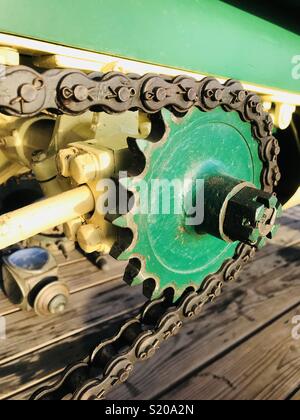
[69, 148, 112, 185]
[56, 143, 113, 185]
[63, 217, 84, 241]
[2, 247, 69, 316]
[0, 47, 19, 66]
[56, 147, 78, 178]
[273, 103, 296, 130]
[77, 224, 110, 254]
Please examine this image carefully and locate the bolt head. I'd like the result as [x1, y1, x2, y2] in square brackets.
[237, 90, 246, 102]
[117, 86, 131, 102]
[186, 88, 197, 102]
[214, 89, 223, 101]
[155, 87, 167, 102]
[69, 153, 96, 184]
[73, 85, 89, 102]
[32, 150, 47, 163]
[19, 83, 39, 103]
[48, 294, 68, 314]
[77, 224, 104, 254]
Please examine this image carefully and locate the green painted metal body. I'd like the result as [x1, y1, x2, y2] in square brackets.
[119, 108, 262, 299]
[1, 0, 300, 93]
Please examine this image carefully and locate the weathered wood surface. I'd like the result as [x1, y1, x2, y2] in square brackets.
[0, 207, 299, 400]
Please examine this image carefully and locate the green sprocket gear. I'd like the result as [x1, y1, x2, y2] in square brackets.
[112, 106, 270, 301]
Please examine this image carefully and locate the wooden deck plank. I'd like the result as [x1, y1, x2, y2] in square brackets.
[161, 306, 300, 400]
[1, 207, 299, 400]
[1, 239, 296, 364]
[0, 305, 141, 399]
[7, 239, 299, 401]
[0, 277, 143, 369]
[290, 388, 300, 400]
[0, 254, 125, 317]
[108, 244, 300, 400]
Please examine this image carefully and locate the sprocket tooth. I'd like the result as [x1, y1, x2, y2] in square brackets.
[119, 177, 133, 190]
[173, 288, 184, 302]
[135, 138, 151, 154]
[150, 284, 163, 300]
[117, 250, 133, 261]
[131, 274, 145, 286]
[112, 215, 129, 228]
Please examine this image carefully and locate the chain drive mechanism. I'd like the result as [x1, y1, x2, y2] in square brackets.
[0, 65, 281, 400]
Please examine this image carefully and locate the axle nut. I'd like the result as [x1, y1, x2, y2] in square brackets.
[77, 224, 105, 254]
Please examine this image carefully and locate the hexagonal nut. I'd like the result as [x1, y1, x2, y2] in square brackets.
[69, 153, 97, 185]
[77, 224, 105, 254]
[56, 147, 78, 178]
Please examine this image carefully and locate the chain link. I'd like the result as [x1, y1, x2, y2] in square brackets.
[0, 66, 280, 399]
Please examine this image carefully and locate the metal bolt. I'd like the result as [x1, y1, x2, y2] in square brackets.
[73, 85, 89, 102]
[214, 282, 223, 297]
[205, 89, 214, 98]
[119, 86, 136, 102]
[144, 91, 154, 100]
[185, 87, 197, 102]
[214, 89, 223, 101]
[19, 84, 39, 103]
[32, 150, 47, 163]
[33, 77, 44, 90]
[116, 86, 131, 102]
[163, 330, 172, 340]
[255, 103, 263, 114]
[117, 364, 133, 383]
[170, 325, 176, 335]
[139, 340, 159, 360]
[236, 90, 246, 102]
[48, 294, 68, 314]
[187, 310, 195, 318]
[154, 87, 167, 102]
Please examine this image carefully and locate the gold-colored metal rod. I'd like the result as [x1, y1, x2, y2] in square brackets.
[0, 186, 95, 250]
[283, 187, 300, 210]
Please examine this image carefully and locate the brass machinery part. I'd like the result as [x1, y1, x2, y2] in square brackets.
[2, 247, 69, 316]
[0, 186, 95, 249]
[284, 187, 300, 209]
[0, 58, 283, 399]
[23, 228, 76, 259]
[0, 110, 151, 254]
